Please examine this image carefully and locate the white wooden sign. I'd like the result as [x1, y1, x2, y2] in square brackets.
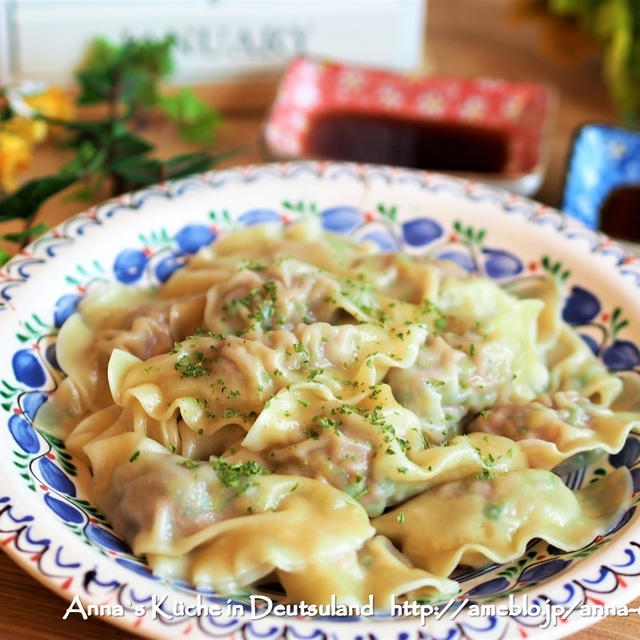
[0, 0, 426, 85]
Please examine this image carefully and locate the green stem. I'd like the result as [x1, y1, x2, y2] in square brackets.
[19, 216, 35, 251]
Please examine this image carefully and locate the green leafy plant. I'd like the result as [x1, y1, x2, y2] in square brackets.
[0, 35, 224, 264]
[518, 0, 640, 125]
[551, 0, 640, 124]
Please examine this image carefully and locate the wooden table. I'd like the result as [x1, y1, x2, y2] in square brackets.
[1, 1, 637, 638]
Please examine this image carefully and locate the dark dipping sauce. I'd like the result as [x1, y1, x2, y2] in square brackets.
[600, 184, 640, 242]
[305, 110, 511, 173]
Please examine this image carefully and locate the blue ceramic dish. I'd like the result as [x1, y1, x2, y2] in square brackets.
[563, 123, 640, 229]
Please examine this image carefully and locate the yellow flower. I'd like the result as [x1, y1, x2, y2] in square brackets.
[2, 116, 47, 143]
[26, 86, 74, 121]
[0, 131, 32, 193]
[25, 86, 75, 139]
[0, 85, 74, 192]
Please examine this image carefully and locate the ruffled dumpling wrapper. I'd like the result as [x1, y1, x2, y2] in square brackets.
[349, 253, 455, 305]
[503, 274, 565, 350]
[409, 432, 528, 484]
[242, 382, 528, 514]
[35, 285, 203, 439]
[168, 235, 435, 339]
[34, 313, 106, 440]
[65, 402, 244, 468]
[374, 467, 632, 577]
[104, 315, 427, 450]
[85, 433, 374, 594]
[438, 278, 549, 401]
[387, 278, 550, 444]
[188, 221, 372, 280]
[385, 336, 475, 444]
[503, 274, 624, 406]
[70, 312, 428, 471]
[612, 374, 640, 413]
[192, 221, 451, 307]
[547, 326, 623, 406]
[64, 404, 131, 465]
[186, 221, 449, 313]
[278, 536, 459, 607]
[469, 391, 640, 469]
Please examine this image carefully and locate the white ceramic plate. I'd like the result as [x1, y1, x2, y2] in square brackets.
[2, 162, 640, 640]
